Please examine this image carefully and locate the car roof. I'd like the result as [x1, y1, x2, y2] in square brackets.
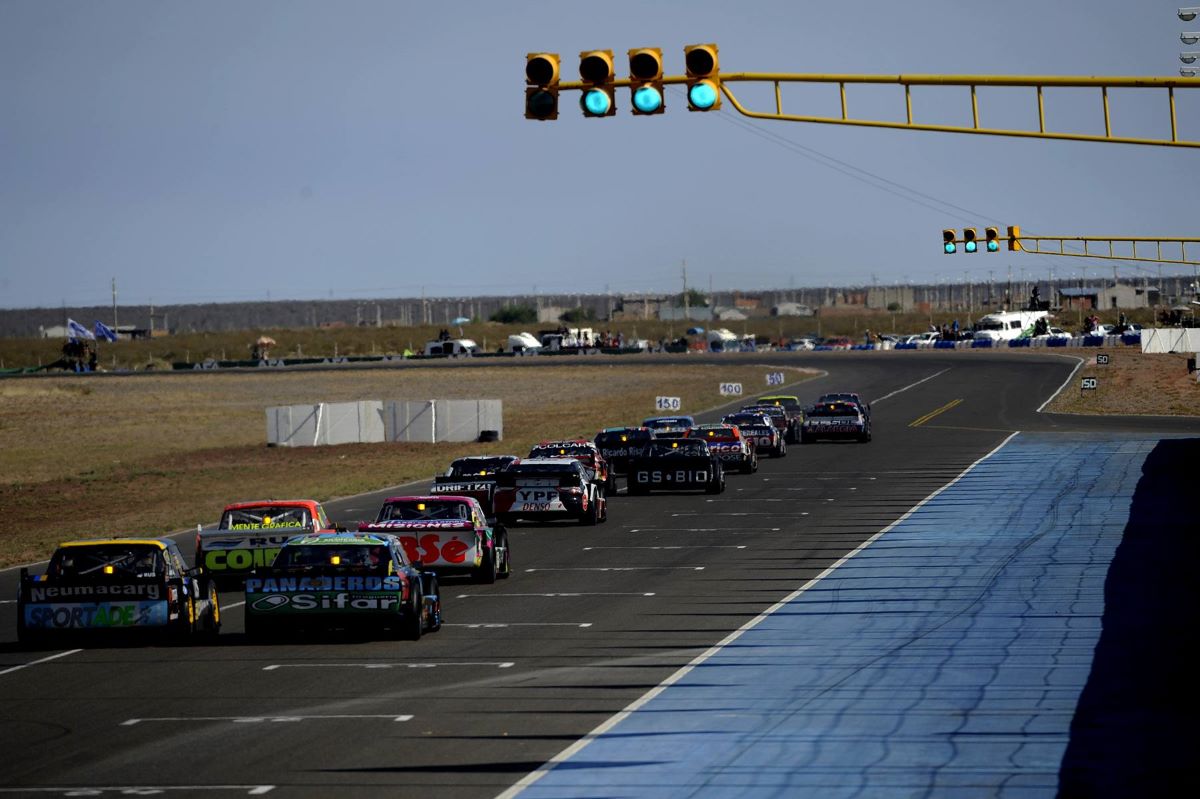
[56, 538, 170, 550]
[382, 494, 482, 507]
[222, 499, 319, 511]
[285, 532, 394, 547]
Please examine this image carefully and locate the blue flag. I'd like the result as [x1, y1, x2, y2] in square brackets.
[66, 318, 95, 341]
[94, 320, 118, 342]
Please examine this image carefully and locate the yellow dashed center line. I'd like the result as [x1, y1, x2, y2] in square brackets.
[909, 398, 964, 428]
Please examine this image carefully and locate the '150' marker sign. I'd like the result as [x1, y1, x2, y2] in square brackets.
[1081, 377, 1098, 391]
[655, 396, 682, 411]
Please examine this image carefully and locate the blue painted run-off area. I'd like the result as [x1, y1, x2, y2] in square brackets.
[519, 433, 1175, 799]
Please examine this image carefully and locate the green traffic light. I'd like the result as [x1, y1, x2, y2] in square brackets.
[986, 240, 999, 252]
[688, 81, 718, 110]
[633, 86, 663, 113]
[582, 89, 611, 116]
[944, 243, 957, 254]
[965, 241, 977, 253]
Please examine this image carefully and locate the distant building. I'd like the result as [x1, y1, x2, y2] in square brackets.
[1058, 283, 1160, 311]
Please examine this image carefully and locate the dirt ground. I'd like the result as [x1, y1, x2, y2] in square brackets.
[1043, 350, 1199, 416]
[0, 363, 816, 566]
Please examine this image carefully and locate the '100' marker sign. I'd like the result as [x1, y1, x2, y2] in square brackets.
[719, 383, 743, 396]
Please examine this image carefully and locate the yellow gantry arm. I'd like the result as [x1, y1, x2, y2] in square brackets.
[555, 70, 1200, 147]
[1013, 235, 1200, 265]
[716, 73, 1200, 148]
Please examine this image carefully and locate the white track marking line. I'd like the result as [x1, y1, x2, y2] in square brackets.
[525, 567, 705, 572]
[871, 367, 951, 404]
[0, 649, 82, 678]
[497, 429, 1021, 799]
[456, 593, 655, 598]
[630, 527, 781, 532]
[263, 662, 514, 670]
[1037, 354, 1086, 412]
[223, 601, 245, 610]
[444, 622, 592, 628]
[0, 787, 275, 795]
[582, 545, 746, 550]
[122, 714, 412, 726]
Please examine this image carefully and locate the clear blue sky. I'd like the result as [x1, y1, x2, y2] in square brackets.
[1, 0, 1196, 309]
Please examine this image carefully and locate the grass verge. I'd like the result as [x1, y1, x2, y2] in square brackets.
[0, 362, 817, 566]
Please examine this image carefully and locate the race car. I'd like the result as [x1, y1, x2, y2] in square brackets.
[626, 438, 725, 495]
[740, 403, 797, 445]
[593, 426, 654, 476]
[641, 415, 696, 439]
[527, 440, 613, 492]
[756, 395, 806, 443]
[18, 537, 220, 645]
[197, 499, 342, 582]
[244, 532, 441, 640]
[493, 458, 607, 525]
[816, 392, 871, 420]
[800, 400, 872, 443]
[685, 424, 758, 473]
[429, 455, 521, 518]
[359, 495, 510, 583]
[721, 411, 786, 458]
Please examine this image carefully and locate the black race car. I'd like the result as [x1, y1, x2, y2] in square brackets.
[244, 532, 441, 641]
[816, 392, 871, 420]
[800, 401, 872, 443]
[627, 438, 725, 495]
[18, 537, 221, 646]
[594, 426, 654, 476]
[430, 454, 521, 517]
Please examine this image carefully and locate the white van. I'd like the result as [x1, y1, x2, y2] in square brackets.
[970, 310, 1051, 341]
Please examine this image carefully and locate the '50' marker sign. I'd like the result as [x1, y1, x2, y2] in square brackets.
[766, 371, 785, 386]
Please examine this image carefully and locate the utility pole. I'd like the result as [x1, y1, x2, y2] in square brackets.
[111, 278, 118, 329]
[682, 259, 689, 320]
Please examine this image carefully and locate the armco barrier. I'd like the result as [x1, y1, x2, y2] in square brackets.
[971, 339, 993, 348]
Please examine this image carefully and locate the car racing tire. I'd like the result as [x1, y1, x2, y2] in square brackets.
[495, 527, 511, 579]
[599, 496, 608, 523]
[474, 544, 497, 585]
[422, 573, 443, 633]
[582, 496, 600, 526]
[775, 439, 787, 458]
[397, 587, 423, 642]
[200, 582, 221, 641]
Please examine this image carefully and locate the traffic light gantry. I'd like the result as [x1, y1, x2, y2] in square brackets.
[941, 225, 1199, 266]
[523, 45, 1200, 147]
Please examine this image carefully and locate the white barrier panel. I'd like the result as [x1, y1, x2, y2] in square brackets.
[269, 399, 502, 446]
[322, 401, 384, 446]
[384, 400, 435, 443]
[1141, 328, 1200, 353]
[266, 404, 320, 447]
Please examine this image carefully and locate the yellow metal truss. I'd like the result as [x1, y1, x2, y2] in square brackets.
[1013, 235, 1200, 265]
[556, 72, 1200, 147]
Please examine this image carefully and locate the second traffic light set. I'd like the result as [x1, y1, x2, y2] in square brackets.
[525, 44, 720, 120]
[943, 226, 1021, 253]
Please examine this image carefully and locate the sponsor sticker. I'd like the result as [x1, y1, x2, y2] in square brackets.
[203, 547, 283, 571]
[24, 600, 169, 630]
[248, 592, 401, 613]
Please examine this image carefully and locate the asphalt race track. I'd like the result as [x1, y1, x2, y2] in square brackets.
[1, 351, 1197, 798]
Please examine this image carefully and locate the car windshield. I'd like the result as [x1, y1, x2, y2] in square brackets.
[809, 404, 860, 417]
[446, 457, 513, 477]
[595, 430, 651, 447]
[378, 500, 472, 521]
[643, 417, 692, 429]
[221, 506, 312, 530]
[723, 413, 768, 426]
[50, 544, 164, 580]
[648, 440, 708, 457]
[273, 544, 390, 572]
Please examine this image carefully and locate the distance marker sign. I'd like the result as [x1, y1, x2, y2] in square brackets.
[1081, 377, 1098, 391]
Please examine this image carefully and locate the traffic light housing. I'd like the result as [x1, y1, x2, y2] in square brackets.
[943, 229, 957, 254]
[525, 52, 560, 121]
[628, 47, 665, 115]
[963, 227, 978, 253]
[985, 227, 1000, 252]
[1007, 225, 1022, 251]
[579, 49, 616, 117]
[685, 43, 721, 111]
